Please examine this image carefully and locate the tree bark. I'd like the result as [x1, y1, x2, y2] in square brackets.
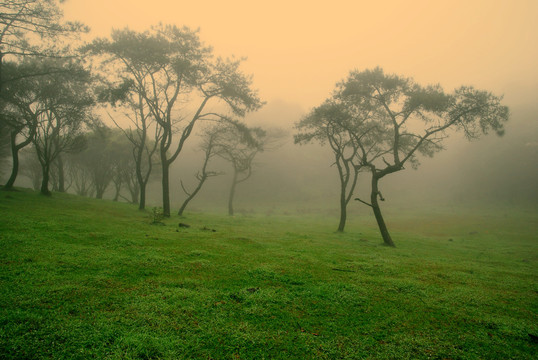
[40, 162, 51, 196]
[4, 132, 20, 189]
[370, 174, 395, 247]
[161, 159, 171, 217]
[337, 192, 347, 232]
[138, 182, 146, 210]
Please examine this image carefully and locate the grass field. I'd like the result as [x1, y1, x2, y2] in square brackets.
[0, 189, 537, 359]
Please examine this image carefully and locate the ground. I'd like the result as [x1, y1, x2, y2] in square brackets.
[0, 189, 537, 359]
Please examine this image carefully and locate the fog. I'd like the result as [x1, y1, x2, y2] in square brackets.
[149, 97, 536, 216]
[2, 0, 537, 216]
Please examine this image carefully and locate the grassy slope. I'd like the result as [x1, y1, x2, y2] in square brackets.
[0, 190, 536, 359]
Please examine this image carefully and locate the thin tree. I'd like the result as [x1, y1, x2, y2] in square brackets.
[295, 101, 371, 232]
[212, 120, 266, 216]
[177, 126, 223, 216]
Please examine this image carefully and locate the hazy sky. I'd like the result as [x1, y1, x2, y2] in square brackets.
[63, 0, 538, 109]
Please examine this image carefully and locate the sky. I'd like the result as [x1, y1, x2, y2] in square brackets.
[63, 0, 538, 110]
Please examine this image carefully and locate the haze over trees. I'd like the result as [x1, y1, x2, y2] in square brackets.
[85, 25, 263, 217]
[296, 67, 509, 246]
[0, 1, 528, 248]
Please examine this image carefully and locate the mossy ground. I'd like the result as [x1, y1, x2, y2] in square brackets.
[0, 189, 536, 359]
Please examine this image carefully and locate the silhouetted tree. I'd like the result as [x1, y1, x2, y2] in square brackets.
[86, 24, 263, 216]
[211, 120, 266, 216]
[0, 0, 87, 92]
[295, 101, 370, 232]
[302, 67, 509, 247]
[177, 125, 224, 216]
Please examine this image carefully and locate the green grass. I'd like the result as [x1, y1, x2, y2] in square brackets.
[0, 189, 537, 359]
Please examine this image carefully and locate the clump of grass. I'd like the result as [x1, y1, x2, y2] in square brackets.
[150, 206, 165, 225]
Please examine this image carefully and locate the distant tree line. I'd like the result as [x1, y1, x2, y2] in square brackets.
[0, 0, 266, 216]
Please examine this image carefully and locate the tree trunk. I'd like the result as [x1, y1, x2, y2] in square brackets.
[138, 182, 146, 210]
[161, 159, 171, 217]
[57, 155, 65, 192]
[228, 171, 238, 216]
[178, 176, 207, 216]
[370, 174, 395, 247]
[4, 132, 20, 189]
[40, 162, 51, 196]
[113, 181, 121, 201]
[337, 192, 347, 232]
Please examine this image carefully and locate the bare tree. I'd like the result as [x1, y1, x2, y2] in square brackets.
[210, 120, 266, 216]
[177, 126, 223, 216]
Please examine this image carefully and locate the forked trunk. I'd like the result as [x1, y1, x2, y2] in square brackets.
[371, 174, 395, 247]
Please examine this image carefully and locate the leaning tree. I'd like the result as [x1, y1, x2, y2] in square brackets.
[177, 125, 224, 216]
[86, 24, 263, 216]
[299, 67, 509, 247]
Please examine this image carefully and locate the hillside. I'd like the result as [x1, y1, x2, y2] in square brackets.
[0, 189, 537, 359]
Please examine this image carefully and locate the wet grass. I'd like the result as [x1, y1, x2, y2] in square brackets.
[0, 189, 537, 359]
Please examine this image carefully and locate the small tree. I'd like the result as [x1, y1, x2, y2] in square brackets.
[295, 101, 371, 232]
[177, 126, 223, 216]
[212, 120, 266, 216]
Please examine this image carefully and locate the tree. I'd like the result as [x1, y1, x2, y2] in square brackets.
[0, 0, 87, 92]
[103, 90, 161, 209]
[28, 59, 93, 195]
[212, 120, 266, 216]
[177, 125, 223, 216]
[303, 67, 509, 247]
[295, 101, 370, 232]
[86, 24, 263, 216]
[0, 1, 87, 189]
[1, 60, 44, 190]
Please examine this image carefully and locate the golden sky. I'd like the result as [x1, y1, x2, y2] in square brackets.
[64, 0, 538, 109]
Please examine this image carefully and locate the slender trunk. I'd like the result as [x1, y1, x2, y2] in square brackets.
[228, 170, 238, 216]
[138, 182, 146, 210]
[40, 162, 51, 196]
[57, 155, 65, 192]
[4, 132, 20, 189]
[370, 174, 395, 247]
[161, 159, 170, 217]
[113, 181, 121, 201]
[178, 176, 207, 216]
[337, 191, 347, 232]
